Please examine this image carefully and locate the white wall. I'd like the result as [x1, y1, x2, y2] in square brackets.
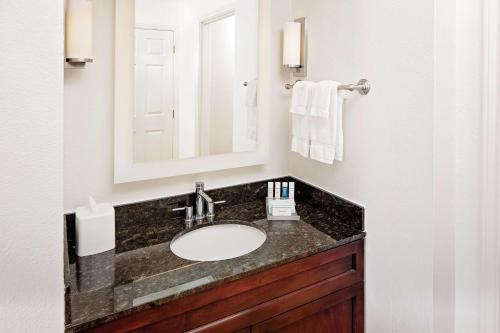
[433, 2, 484, 330]
[64, 0, 291, 211]
[288, 1, 487, 332]
[289, 0, 435, 331]
[0, 0, 64, 332]
[433, 0, 457, 330]
[135, 0, 179, 26]
[454, 0, 483, 330]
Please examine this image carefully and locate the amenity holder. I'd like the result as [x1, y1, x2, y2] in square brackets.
[285, 79, 371, 96]
[266, 182, 300, 221]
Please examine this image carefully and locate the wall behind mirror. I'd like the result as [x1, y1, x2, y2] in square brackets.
[133, 0, 259, 164]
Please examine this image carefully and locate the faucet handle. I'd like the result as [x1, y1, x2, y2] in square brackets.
[195, 181, 204, 192]
[172, 206, 194, 229]
[172, 206, 193, 214]
[206, 200, 226, 224]
[207, 200, 226, 215]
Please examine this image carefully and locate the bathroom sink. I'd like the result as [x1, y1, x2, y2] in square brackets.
[170, 221, 267, 262]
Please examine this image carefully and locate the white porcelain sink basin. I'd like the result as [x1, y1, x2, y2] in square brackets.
[170, 222, 267, 262]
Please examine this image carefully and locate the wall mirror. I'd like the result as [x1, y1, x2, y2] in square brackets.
[115, 0, 267, 183]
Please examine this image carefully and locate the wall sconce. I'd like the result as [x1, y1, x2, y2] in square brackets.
[65, 0, 93, 66]
[283, 17, 307, 77]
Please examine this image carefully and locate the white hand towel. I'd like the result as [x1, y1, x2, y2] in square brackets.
[310, 82, 347, 164]
[292, 113, 310, 157]
[333, 90, 353, 161]
[290, 81, 314, 115]
[310, 81, 337, 118]
[245, 79, 258, 107]
[245, 79, 258, 141]
[290, 81, 314, 157]
[247, 106, 257, 141]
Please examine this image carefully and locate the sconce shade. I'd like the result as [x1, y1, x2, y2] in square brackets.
[66, 0, 93, 63]
[283, 22, 301, 68]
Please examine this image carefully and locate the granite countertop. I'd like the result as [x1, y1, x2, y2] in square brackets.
[64, 178, 366, 332]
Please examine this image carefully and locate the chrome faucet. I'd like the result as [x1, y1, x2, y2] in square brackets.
[195, 182, 225, 223]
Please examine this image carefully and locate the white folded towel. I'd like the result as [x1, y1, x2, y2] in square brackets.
[310, 81, 337, 118]
[247, 108, 257, 141]
[245, 79, 258, 107]
[334, 90, 353, 161]
[245, 79, 258, 141]
[310, 82, 348, 164]
[291, 113, 310, 157]
[290, 81, 314, 115]
[290, 81, 314, 157]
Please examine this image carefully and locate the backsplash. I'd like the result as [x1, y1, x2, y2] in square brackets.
[65, 177, 364, 263]
[293, 180, 364, 230]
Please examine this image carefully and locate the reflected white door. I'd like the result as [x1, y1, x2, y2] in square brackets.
[134, 28, 175, 163]
[200, 13, 235, 156]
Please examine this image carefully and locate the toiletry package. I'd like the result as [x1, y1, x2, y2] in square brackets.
[268, 182, 274, 198]
[266, 197, 300, 221]
[274, 182, 281, 199]
[281, 182, 289, 198]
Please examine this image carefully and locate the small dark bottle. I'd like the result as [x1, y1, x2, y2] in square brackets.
[281, 182, 289, 198]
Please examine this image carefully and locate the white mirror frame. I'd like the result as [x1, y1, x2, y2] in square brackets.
[114, 0, 269, 184]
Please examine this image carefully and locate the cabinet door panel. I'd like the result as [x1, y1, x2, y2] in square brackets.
[252, 283, 363, 333]
[236, 329, 251, 333]
[271, 299, 352, 333]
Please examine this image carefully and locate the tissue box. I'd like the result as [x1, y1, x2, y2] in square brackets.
[75, 203, 115, 257]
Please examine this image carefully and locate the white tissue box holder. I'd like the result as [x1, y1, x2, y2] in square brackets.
[75, 203, 115, 257]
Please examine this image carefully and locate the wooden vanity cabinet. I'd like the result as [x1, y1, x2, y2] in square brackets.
[88, 240, 364, 333]
[251, 282, 363, 333]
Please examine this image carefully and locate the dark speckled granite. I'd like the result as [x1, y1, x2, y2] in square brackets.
[64, 177, 365, 331]
[66, 193, 195, 264]
[65, 177, 363, 261]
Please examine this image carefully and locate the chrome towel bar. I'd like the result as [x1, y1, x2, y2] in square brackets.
[285, 79, 371, 96]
